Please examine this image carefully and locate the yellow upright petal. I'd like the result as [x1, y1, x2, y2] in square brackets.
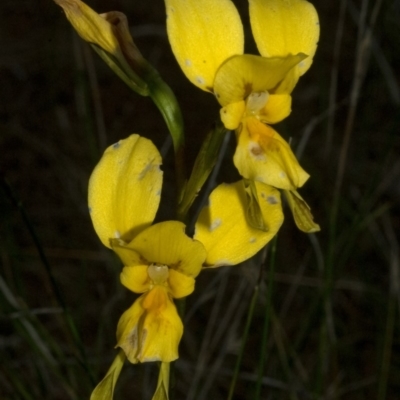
[194, 180, 284, 267]
[165, 0, 244, 92]
[88, 134, 163, 248]
[214, 54, 305, 106]
[234, 118, 309, 190]
[249, 0, 320, 76]
[116, 287, 183, 363]
[127, 221, 206, 278]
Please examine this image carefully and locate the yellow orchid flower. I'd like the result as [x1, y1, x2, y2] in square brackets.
[88, 133, 284, 398]
[88, 134, 206, 365]
[165, 0, 319, 191]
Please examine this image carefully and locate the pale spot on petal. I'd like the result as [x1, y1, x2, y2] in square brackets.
[196, 76, 205, 85]
[267, 196, 278, 205]
[185, 59, 192, 67]
[249, 142, 266, 161]
[249, 237, 257, 243]
[209, 218, 222, 232]
[114, 230, 121, 238]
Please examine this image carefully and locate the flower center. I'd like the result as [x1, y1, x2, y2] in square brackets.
[246, 91, 269, 115]
[148, 263, 169, 285]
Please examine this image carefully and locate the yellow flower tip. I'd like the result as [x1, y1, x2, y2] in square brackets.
[116, 287, 183, 363]
[233, 118, 309, 190]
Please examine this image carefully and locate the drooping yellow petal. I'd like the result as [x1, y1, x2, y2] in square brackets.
[249, 0, 320, 76]
[127, 221, 206, 278]
[194, 180, 284, 267]
[116, 287, 182, 363]
[214, 54, 306, 106]
[88, 134, 163, 248]
[283, 190, 320, 233]
[258, 94, 292, 124]
[90, 350, 126, 400]
[120, 264, 151, 294]
[168, 269, 196, 299]
[165, 0, 244, 92]
[233, 118, 309, 190]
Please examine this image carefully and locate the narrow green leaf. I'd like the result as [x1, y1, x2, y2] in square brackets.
[178, 123, 227, 218]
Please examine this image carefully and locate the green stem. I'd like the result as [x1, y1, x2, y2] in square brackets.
[147, 72, 186, 216]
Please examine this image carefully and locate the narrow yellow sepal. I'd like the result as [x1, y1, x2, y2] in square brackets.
[284, 190, 320, 233]
[152, 362, 170, 400]
[165, 0, 244, 92]
[234, 118, 309, 190]
[249, 0, 320, 76]
[88, 134, 163, 248]
[116, 287, 183, 363]
[90, 350, 126, 400]
[194, 180, 283, 267]
[213, 54, 306, 106]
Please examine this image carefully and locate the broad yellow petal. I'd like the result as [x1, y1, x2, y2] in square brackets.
[233, 118, 309, 190]
[88, 134, 162, 248]
[214, 54, 305, 106]
[194, 180, 283, 267]
[128, 221, 206, 278]
[258, 94, 292, 124]
[165, 0, 244, 92]
[116, 287, 182, 363]
[120, 264, 151, 294]
[249, 0, 320, 76]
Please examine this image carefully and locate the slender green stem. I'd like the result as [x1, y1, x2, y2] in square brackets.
[227, 285, 260, 400]
[254, 235, 278, 399]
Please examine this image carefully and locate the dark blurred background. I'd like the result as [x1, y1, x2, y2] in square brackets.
[1, 0, 400, 399]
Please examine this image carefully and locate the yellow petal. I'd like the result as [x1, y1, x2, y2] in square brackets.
[120, 264, 151, 294]
[88, 134, 163, 248]
[165, 0, 244, 92]
[90, 350, 126, 400]
[168, 269, 196, 299]
[214, 54, 305, 106]
[128, 221, 206, 278]
[55, 0, 121, 56]
[258, 94, 292, 124]
[283, 190, 320, 233]
[220, 101, 246, 130]
[249, 0, 320, 76]
[194, 180, 284, 267]
[116, 287, 182, 363]
[233, 118, 309, 190]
